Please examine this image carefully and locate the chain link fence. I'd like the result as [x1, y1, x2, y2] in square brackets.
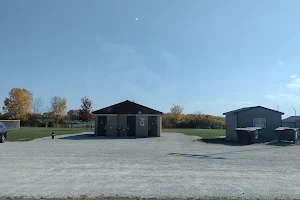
[0, 120, 21, 130]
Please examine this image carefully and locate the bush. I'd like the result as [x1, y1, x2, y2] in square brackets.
[47, 121, 54, 127]
[38, 122, 47, 127]
[162, 113, 225, 129]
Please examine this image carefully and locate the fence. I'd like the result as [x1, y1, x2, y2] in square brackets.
[0, 120, 21, 130]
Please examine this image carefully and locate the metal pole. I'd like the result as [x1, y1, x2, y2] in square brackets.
[293, 108, 296, 116]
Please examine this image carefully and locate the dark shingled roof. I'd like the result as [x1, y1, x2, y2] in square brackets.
[92, 100, 163, 115]
[223, 106, 284, 115]
[282, 116, 300, 123]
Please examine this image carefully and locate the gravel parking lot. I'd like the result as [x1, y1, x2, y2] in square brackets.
[1, 132, 300, 199]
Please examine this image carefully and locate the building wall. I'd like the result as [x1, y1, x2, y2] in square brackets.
[237, 107, 282, 140]
[106, 115, 118, 137]
[136, 115, 148, 137]
[158, 115, 162, 137]
[282, 122, 296, 128]
[94, 116, 98, 135]
[225, 113, 238, 140]
[94, 114, 162, 137]
[296, 121, 300, 128]
[118, 115, 127, 136]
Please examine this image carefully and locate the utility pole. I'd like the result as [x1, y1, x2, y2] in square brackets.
[293, 108, 296, 116]
[277, 105, 279, 111]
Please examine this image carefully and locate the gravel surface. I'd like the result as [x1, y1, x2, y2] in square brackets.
[1, 132, 300, 199]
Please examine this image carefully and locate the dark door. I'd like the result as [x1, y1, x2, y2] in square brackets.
[97, 116, 107, 136]
[148, 116, 158, 137]
[127, 116, 136, 137]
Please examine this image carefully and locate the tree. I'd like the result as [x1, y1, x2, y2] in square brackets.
[49, 96, 67, 127]
[3, 88, 33, 120]
[169, 104, 184, 126]
[32, 97, 45, 114]
[67, 109, 80, 121]
[79, 97, 93, 129]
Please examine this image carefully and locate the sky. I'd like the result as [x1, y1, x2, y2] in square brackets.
[1, 0, 300, 117]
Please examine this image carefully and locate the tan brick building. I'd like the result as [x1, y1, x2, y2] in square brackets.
[92, 100, 163, 137]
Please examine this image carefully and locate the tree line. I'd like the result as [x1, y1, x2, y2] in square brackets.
[0, 88, 225, 129]
[162, 105, 225, 129]
[0, 88, 93, 127]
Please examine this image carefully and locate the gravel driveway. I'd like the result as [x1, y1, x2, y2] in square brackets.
[1, 132, 300, 199]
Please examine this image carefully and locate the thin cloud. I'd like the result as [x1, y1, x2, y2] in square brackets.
[214, 99, 225, 104]
[265, 95, 276, 100]
[84, 41, 179, 110]
[265, 94, 300, 102]
[235, 101, 255, 107]
[286, 78, 300, 89]
[290, 75, 297, 79]
[277, 60, 284, 65]
[195, 99, 225, 105]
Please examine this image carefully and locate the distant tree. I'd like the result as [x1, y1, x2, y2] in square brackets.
[79, 97, 93, 129]
[67, 109, 80, 121]
[49, 96, 67, 127]
[32, 97, 44, 114]
[58, 115, 68, 125]
[43, 112, 53, 119]
[169, 104, 184, 126]
[194, 111, 202, 114]
[3, 88, 33, 120]
[162, 104, 225, 129]
[170, 104, 184, 114]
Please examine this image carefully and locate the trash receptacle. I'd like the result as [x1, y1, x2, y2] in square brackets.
[275, 127, 299, 143]
[235, 127, 262, 144]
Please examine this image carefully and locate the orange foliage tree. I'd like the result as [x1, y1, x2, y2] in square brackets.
[3, 88, 33, 120]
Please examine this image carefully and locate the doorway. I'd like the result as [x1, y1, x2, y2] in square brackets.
[148, 116, 158, 137]
[97, 116, 107, 136]
[127, 116, 136, 137]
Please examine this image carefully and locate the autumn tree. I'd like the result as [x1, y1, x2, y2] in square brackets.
[162, 105, 225, 129]
[49, 96, 67, 127]
[67, 109, 80, 121]
[79, 97, 93, 129]
[3, 88, 33, 120]
[169, 104, 184, 126]
[32, 97, 45, 114]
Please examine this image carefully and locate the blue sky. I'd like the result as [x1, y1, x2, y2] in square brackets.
[1, 0, 300, 117]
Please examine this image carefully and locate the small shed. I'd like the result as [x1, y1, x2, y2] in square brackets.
[282, 116, 300, 128]
[223, 106, 284, 141]
[92, 100, 163, 137]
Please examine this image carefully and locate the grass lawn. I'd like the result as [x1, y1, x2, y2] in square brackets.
[162, 128, 225, 139]
[7, 127, 88, 141]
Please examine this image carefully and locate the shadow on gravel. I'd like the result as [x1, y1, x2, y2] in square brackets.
[199, 138, 244, 146]
[168, 153, 225, 160]
[264, 140, 298, 147]
[59, 133, 138, 140]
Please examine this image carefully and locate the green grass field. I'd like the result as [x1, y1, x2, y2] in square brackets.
[7, 127, 87, 141]
[162, 128, 225, 139]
